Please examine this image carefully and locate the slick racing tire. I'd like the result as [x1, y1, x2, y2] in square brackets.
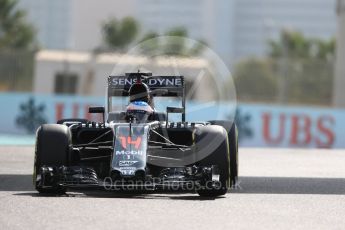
[34, 124, 72, 194]
[194, 125, 230, 197]
[57, 118, 88, 125]
[209, 120, 239, 187]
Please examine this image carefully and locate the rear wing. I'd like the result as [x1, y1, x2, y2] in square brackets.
[107, 73, 186, 121]
[108, 74, 185, 97]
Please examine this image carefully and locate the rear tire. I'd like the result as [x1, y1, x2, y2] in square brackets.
[57, 118, 88, 124]
[194, 125, 230, 197]
[209, 120, 239, 187]
[34, 124, 71, 194]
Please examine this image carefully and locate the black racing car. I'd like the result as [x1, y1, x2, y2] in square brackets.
[33, 72, 238, 197]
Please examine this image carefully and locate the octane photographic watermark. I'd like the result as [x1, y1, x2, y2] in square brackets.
[102, 177, 223, 192]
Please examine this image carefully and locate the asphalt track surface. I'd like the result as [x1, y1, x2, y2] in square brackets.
[0, 146, 345, 230]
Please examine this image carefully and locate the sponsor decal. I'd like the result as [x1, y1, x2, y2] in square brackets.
[115, 150, 144, 155]
[110, 77, 182, 87]
[119, 161, 138, 167]
[118, 136, 142, 149]
[119, 167, 136, 176]
[262, 113, 335, 148]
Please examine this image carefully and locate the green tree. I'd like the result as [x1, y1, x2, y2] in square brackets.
[269, 30, 311, 59]
[163, 27, 188, 55]
[139, 27, 206, 57]
[233, 30, 335, 106]
[0, 0, 36, 50]
[234, 58, 278, 102]
[102, 17, 139, 51]
[138, 31, 160, 55]
[268, 30, 335, 105]
[311, 37, 335, 61]
[269, 30, 335, 60]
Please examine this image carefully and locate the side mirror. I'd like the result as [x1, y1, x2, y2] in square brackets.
[89, 106, 105, 114]
[88, 106, 105, 124]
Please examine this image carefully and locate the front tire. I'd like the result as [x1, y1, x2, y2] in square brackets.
[34, 124, 71, 194]
[194, 125, 230, 197]
[209, 120, 239, 187]
[57, 118, 88, 124]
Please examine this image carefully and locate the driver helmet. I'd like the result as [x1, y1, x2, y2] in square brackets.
[128, 82, 151, 104]
[126, 101, 153, 122]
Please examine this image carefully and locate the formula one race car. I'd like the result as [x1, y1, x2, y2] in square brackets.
[33, 72, 238, 197]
